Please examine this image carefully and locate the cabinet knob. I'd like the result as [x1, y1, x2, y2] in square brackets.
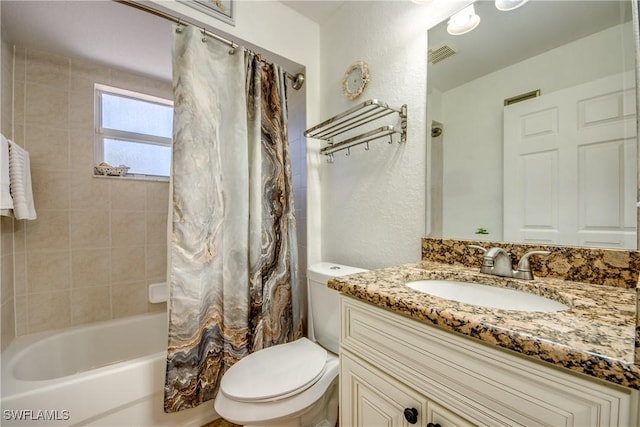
[427, 423, 441, 427]
[403, 407, 418, 424]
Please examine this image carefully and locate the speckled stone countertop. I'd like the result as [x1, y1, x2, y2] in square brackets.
[329, 261, 640, 390]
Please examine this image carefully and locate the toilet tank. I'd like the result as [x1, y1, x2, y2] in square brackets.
[307, 262, 367, 354]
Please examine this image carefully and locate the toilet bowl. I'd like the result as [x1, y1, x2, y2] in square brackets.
[214, 262, 367, 427]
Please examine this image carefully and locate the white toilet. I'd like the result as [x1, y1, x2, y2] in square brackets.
[214, 262, 367, 427]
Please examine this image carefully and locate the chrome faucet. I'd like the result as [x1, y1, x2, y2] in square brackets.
[469, 245, 513, 277]
[469, 245, 550, 280]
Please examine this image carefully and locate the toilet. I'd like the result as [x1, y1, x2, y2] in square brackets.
[214, 262, 367, 427]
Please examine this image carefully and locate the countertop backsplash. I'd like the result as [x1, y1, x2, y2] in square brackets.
[422, 238, 640, 288]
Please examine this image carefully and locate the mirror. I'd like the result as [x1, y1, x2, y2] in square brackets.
[427, 0, 637, 249]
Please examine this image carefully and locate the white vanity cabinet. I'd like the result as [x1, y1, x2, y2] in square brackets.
[339, 296, 640, 427]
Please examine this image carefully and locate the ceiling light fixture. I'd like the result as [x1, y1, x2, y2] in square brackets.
[447, 4, 481, 36]
[495, 0, 529, 12]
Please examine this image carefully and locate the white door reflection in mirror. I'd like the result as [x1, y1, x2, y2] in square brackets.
[428, 0, 637, 248]
[504, 72, 637, 249]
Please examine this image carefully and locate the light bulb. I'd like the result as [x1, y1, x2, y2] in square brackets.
[447, 4, 480, 36]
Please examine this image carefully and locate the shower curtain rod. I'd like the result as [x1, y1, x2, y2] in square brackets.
[114, 0, 306, 90]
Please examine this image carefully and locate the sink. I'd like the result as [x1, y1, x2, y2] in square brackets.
[406, 280, 569, 312]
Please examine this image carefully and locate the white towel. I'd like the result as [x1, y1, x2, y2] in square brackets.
[8, 140, 36, 220]
[1, 134, 13, 212]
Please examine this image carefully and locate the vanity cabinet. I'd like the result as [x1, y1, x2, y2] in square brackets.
[339, 296, 640, 427]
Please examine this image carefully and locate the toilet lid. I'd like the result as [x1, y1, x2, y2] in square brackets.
[220, 338, 328, 403]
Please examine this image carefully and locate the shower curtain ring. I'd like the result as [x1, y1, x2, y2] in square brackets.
[175, 20, 184, 33]
[346, 148, 351, 157]
[388, 134, 394, 144]
[364, 141, 370, 151]
[201, 27, 208, 43]
[327, 153, 334, 164]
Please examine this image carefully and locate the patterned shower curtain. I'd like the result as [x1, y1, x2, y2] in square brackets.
[164, 26, 300, 412]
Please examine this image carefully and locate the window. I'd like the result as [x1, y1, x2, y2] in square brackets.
[95, 84, 173, 178]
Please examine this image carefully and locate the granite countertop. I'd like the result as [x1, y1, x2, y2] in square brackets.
[328, 261, 640, 390]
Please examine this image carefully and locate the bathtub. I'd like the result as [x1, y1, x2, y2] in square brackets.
[1, 312, 216, 427]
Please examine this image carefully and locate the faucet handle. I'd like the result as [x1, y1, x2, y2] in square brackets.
[468, 245, 493, 274]
[468, 245, 487, 253]
[515, 250, 550, 280]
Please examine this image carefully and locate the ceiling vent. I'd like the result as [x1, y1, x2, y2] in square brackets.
[429, 45, 456, 65]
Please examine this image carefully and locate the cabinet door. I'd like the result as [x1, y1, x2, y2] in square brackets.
[341, 352, 428, 427]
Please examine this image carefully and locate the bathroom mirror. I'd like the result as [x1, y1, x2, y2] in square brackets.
[427, 0, 638, 249]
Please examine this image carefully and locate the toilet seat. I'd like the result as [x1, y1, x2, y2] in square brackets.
[214, 352, 339, 427]
[220, 338, 328, 403]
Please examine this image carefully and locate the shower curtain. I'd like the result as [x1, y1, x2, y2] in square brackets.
[164, 26, 300, 412]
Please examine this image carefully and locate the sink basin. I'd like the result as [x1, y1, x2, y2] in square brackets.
[406, 280, 569, 312]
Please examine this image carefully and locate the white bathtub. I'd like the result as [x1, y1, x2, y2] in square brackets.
[1, 312, 217, 427]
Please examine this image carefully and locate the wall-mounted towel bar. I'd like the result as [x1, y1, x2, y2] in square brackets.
[304, 99, 407, 163]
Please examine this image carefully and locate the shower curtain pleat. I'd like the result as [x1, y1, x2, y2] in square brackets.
[248, 54, 301, 351]
[164, 26, 300, 413]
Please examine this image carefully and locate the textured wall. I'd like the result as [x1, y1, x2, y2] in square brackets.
[316, 1, 464, 269]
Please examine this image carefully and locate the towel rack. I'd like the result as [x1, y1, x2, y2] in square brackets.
[304, 99, 407, 162]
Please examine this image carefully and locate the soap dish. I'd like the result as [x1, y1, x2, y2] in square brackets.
[148, 282, 167, 303]
[94, 163, 130, 177]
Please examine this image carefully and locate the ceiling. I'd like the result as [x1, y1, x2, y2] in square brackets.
[428, 0, 633, 92]
[1, 0, 173, 81]
[0, 0, 338, 83]
[281, 0, 345, 23]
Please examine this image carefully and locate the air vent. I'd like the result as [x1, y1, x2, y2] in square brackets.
[504, 89, 541, 106]
[429, 45, 456, 64]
